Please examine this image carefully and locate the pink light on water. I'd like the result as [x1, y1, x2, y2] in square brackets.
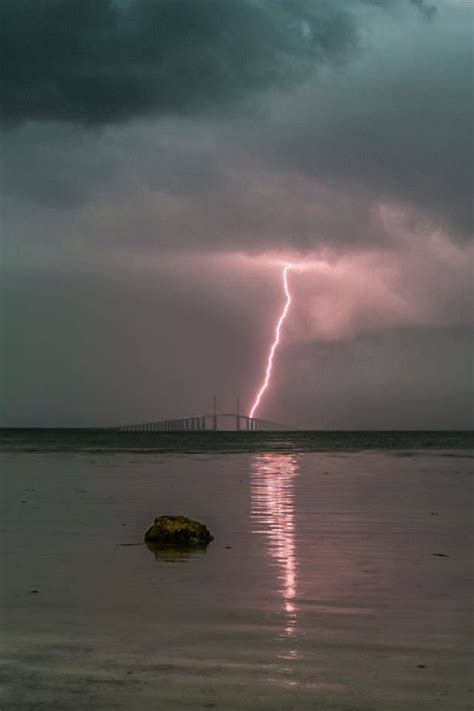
[249, 263, 293, 419]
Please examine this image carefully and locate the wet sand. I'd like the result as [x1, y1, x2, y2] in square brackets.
[1, 445, 472, 709]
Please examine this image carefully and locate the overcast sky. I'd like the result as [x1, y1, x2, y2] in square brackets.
[1, 0, 473, 428]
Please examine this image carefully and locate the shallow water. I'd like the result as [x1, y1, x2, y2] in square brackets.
[1, 431, 473, 710]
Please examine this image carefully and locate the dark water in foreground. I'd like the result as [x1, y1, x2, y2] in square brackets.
[1, 431, 473, 710]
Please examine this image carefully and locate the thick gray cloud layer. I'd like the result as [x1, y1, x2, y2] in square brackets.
[263, 9, 473, 238]
[2, 2, 470, 241]
[1, 0, 433, 124]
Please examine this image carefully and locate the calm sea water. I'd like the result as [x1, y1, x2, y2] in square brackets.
[1, 428, 473, 454]
[1, 430, 473, 710]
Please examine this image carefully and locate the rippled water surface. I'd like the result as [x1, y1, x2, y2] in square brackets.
[1, 431, 473, 709]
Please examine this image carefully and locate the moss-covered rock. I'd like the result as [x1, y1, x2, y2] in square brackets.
[144, 515, 214, 548]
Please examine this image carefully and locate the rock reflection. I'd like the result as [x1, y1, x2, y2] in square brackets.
[251, 453, 299, 637]
[145, 543, 208, 563]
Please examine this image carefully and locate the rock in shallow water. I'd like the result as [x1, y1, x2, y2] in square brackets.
[144, 515, 214, 548]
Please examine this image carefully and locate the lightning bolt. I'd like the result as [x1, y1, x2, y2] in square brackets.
[249, 263, 293, 419]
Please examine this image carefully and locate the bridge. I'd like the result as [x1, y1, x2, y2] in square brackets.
[117, 414, 292, 432]
[116, 398, 295, 432]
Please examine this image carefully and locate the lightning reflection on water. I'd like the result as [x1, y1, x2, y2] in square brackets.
[251, 453, 299, 639]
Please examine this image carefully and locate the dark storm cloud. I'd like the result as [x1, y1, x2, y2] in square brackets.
[253, 3, 473, 240]
[2, 0, 468, 244]
[0, 0, 433, 125]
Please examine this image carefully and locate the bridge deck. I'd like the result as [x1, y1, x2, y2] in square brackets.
[116, 413, 294, 432]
